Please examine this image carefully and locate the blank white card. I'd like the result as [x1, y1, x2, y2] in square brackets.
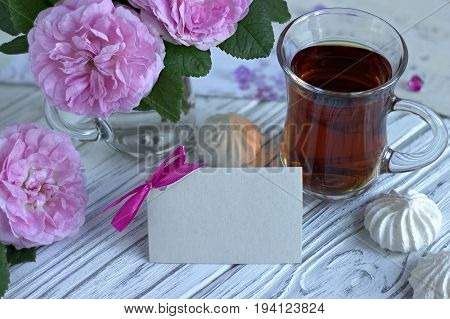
[147, 167, 302, 264]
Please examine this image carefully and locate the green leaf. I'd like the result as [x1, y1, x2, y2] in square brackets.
[48, 0, 59, 4]
[8, 0, 52, 34]
[0, 1, 19, 36]
[0, 244, 10, 298]
[164, 42, 212, 78]
[0, 35, 29, 54]
[135, 70, 183, 122]
[6, 246, 36, 266]
[262, 0, 291, 24]
[219, 0, 274, 59]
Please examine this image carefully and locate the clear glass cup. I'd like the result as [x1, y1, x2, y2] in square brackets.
[277, 8, 448, 200]
[45, 78, 196, 158]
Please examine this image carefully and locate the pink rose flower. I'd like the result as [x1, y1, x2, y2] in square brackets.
[0, 123, 87, 249]
[130, 0, 252, 50]
[28, 0, 165, 118]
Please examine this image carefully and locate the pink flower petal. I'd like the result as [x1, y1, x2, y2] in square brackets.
[408, 74, 424, 92]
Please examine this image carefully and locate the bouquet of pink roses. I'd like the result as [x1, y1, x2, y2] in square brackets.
[0, 0, 291, 121]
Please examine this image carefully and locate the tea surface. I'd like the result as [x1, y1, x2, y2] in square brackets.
[291, 44, 392, 92]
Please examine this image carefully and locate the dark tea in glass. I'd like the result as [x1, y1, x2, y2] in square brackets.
[282, 43, 392, 195]
[278, 9, 447, 199]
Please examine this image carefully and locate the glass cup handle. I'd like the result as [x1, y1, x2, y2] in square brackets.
[44, 101, 102, 142]
[382, 97, 448, 173]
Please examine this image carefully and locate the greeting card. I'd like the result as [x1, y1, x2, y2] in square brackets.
[147, 167, 302, 264]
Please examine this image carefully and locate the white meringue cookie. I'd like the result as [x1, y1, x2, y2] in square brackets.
[364, 190, 442, 253]
[409, 251, 450, 299]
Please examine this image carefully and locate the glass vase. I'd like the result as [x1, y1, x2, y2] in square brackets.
[45, 78, 196, 158]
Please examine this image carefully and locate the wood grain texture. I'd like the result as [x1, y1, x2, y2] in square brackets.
[1, 0, 450, 299]
[1, 84, 448, 299]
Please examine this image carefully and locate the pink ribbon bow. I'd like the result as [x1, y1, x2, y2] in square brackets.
[103, 146, 204, 232]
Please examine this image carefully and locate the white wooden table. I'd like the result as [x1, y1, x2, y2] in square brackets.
[1, 86, 448, 299]
[1, 0, 450, 299]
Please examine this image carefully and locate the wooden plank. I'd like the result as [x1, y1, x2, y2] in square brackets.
[192, 123, 450, 298]
[3, 0, 450, 300]
[0, 84, 38, 110]
[6, 95, 284, 299]
[3, 85, 449, 299]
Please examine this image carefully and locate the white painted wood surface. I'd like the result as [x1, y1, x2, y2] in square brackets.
[1, 0, 449, 299]
[1, 86, 448, 299]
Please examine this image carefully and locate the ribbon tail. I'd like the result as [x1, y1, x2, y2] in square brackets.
[111, 185, 151, 232]
[102, 184, 147, 213]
